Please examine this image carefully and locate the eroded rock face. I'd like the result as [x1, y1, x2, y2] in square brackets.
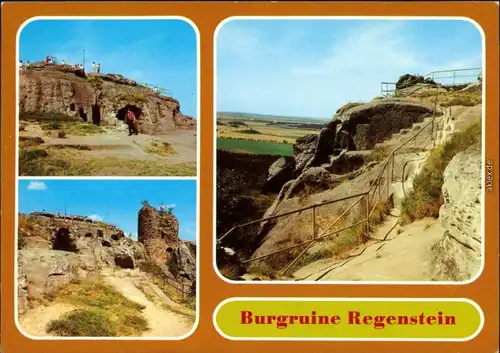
[270, 100, 436, 195]
[167, 242, 196, 282]
[263, 157, 296, 193]
[431, 145, 482, 281]
[17, 213, 146, 312]
[19, 63, 196, 135]
[395, 74, 437, 91]
[284, 167, 344, 199]
[333, 100, 436, 151]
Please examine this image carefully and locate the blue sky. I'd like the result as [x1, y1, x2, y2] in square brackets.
[216, 19, 483, 118]
[18, 179, 197, 241]
[19, 18, 198, 118]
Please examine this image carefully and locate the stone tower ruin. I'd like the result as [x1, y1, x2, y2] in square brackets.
[138, 201, 180, 262]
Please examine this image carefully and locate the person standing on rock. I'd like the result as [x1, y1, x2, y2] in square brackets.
[126, 108, 139, 136]
[26, 61, 31, 70]
[61, 59, 66, 66]
[92, 62, 96, 73]
[56, 209, 60, 217]
[97, 63, 101, 73]
[19, 60, 24, 71]
[159, 203, 165, 212]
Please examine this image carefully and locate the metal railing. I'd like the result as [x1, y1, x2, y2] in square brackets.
[381, 82, 397, 96]
[424, 68, 482, 86]
[380, 67, 482, 96]
[148, 271, 191, 301]
[138, 82, 174, 97]
[137, 260, 192, 302]
[218, 90, 447, 276]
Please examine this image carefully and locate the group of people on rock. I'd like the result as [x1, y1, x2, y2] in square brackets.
[45, 56, 57, 64]
[91, 62, 101, 73]
[18, 60, 31, 71]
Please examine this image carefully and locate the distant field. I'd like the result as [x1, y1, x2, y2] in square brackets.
[217, 119, 320, 144]
[217, 138, 293, 156]
[217, 112, 329, 124]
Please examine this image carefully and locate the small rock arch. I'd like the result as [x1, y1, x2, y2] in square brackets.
[116, 104, 143, 121]
[52, 227, 78, 252]
[91, 104, 102, 125]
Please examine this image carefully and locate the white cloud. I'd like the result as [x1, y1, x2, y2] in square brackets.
[88, 214, 103, 222]
[27, 181, 47, 191]
[217, 20, 481, 118]
[166, 204, 176, 209]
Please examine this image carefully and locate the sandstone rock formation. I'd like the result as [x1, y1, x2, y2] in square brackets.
[19, 63, 196, 135]
[264, 100, 437, 194]
[431, 145, 482, 281]
[395, 74, 437, 91]
[17, 213, 146, 314]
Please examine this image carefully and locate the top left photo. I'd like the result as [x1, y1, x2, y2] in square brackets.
[17, 17, 199, 177]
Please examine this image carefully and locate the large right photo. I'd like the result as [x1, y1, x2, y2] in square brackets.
[214, 17, 484, 283]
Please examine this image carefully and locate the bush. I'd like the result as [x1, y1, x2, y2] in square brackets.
[44, 279, 149, 337]
[46, 309, 116, 337]
[401, 120, 481, 223]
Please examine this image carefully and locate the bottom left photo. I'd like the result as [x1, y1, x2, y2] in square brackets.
[16, 178, 197, 338]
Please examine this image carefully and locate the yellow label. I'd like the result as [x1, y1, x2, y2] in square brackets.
[214, 298, 483, 340]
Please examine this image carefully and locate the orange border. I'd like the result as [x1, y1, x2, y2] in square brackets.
[2, 2, 499, 353]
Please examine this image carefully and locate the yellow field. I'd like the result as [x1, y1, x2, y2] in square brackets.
[217, 120, 318, 144]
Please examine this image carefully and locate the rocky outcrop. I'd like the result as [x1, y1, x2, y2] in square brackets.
[333, 100, 436, 150]
[17, 213, 147, 314]
[396, 74, 437, 91]
[264, 100, 436, 195]
[167, 242, 196, 290]
[431, 145, 482, 281]
[19, 63, 196, 135]
[283, 167, 344, 199]
[263, 157, 296, 193]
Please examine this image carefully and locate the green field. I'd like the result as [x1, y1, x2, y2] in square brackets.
[217, 138, 293, 156]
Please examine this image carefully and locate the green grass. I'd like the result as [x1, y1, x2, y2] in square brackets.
[19, 111, 80, 124]
[217, 138, 293, 156]
[46, 309, 117, 337]
[45, 279, 149, 337]
[401, 119, 481, 224]
[143, 139, 178, 156]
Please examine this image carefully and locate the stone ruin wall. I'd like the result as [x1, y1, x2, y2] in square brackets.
[138, 204, 180, 262]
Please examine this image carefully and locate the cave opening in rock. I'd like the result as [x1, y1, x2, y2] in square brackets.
[166, 246, 174, 253]
[91, 104, 101, 125]
[116, 104, 143, 121]
[78, 106, 88, 122]
[70, 103, 76, 112]
[114, 254, 134, 269]
[52, 228, 78, 252]
[101, 240, 112, 247]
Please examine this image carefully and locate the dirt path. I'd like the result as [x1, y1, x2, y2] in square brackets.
[18, 303, 76, 337]
[18, 269, 194, 338]
[21, 123, 197, 164]
[294, 218, 444, 281]
[292, 106, 464, 281]
[101, 269, 194, 338]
